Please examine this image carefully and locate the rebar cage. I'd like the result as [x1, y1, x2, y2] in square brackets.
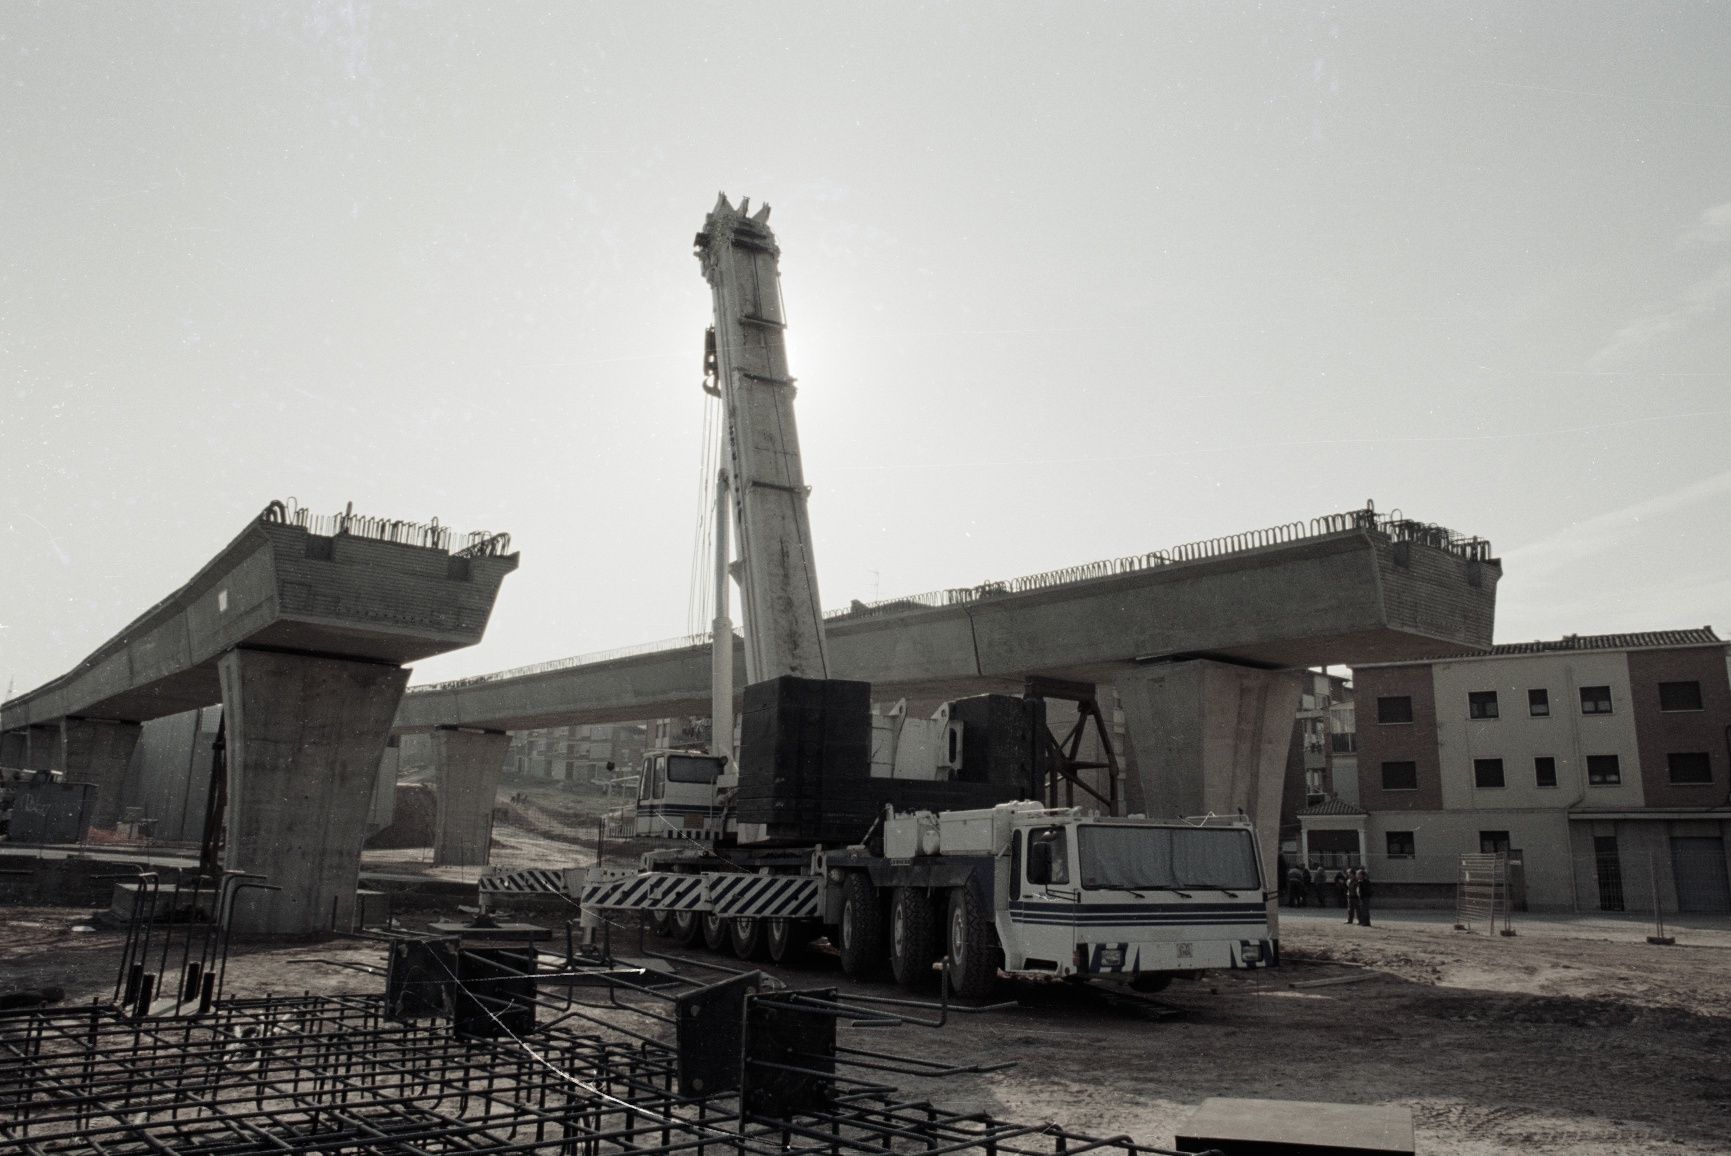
[0, 992, 1196, 1156]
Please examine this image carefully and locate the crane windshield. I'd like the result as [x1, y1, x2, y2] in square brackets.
[666, 755, 724, 784]
[1078, 825, 1260, 892]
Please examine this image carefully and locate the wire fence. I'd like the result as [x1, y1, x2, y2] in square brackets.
[410, 499, 1492, 693]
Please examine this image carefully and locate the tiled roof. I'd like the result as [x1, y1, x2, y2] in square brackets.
[1297, 798, 1367, 817]
[1357, 627, 1722, 667]
[1484, 628, 1720, 656]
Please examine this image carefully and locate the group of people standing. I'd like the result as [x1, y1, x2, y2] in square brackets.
[1282, 862, 1373, 926]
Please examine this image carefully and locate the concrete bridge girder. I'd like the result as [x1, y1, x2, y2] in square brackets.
[392, 529, 1497, 736]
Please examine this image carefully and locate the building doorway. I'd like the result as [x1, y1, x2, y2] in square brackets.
[1670, 836, 1731, 914]
[1593, 835, 1624, 912]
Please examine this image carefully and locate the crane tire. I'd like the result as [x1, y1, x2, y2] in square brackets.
[890, 887, 938, 988]
[945, 886, 1001, 999]
[730, 915, 768, 961]
[766, 918, 809, 965]
[838, 874, 884, 978]
[701, 911, 729, 952]
[651, 909, 673, 938]
[671, 909, 703, 947]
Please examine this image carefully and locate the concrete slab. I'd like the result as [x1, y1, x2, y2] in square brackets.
[1176, 1096, 1414, 1155]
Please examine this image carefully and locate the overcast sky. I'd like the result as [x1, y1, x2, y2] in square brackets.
[4, 2, 1729, 696]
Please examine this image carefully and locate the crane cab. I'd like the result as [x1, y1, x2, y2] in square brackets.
[633, 750, 727, 840]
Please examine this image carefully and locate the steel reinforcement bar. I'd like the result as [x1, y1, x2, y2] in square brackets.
[0, 996, 1196, 1156]
[260, 499, 511, 558]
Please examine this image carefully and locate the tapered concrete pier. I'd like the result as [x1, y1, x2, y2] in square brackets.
[430, 728, 512, 867]
[220, 650, 410, 935]
[1117, 660, 1302, 935]
[59, 719, 144, 830]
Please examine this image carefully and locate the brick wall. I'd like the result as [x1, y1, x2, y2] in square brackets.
[1627, 645, 1731, 809]
[1354, 664, 1444, 811]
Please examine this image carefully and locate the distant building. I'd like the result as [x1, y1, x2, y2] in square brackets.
[1300, 629, 1731, 912]
[507, 723, 648, 786]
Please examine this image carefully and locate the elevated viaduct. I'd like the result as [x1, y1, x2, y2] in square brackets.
[396, 503, 1499, 876]
[1, 501, 518, 934]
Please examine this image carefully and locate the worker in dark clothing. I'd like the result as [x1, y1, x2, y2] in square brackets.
[1344, 869, 1360, 924]
[1285, 865, 1304, 906]
[1333, 867, 1349, 909]
[1355, 867, 1373, 926]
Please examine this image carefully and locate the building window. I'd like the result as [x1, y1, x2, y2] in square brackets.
[1386, 831, 1415, 859]
[1528, 689, 1549, 717]
[1479, 830, 1511, 854]
[1534, 756, 1558, 788]
[1468, 691, 1499, 720]
[1381, 760, 1418, 791]
[1586, 755, 1621, 785]
[1667, 752, 1713, 785]
[1377, 696, 1413, 724]
[1473, 758, 1505, 788]
[1580, 686, 1613, 715]
[1658, 681, 1704, 712]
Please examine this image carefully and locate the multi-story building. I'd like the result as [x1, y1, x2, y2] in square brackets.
[507, 723, 648, 787]
[1298, 629, 1731, 912]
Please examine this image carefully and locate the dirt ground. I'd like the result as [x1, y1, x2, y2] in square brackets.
[3, 898, 1727, 1155]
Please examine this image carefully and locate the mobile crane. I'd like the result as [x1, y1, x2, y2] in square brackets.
[578, 195, 1274, 996]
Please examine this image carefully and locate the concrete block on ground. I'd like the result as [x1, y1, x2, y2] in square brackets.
[219, 649, 409, 936]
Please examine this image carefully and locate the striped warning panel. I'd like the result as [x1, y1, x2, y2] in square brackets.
[580, 872, 662, 910]
[707, 874, 821, 919]
[654, 874, 708, 912]
[478, 867, 571, 895]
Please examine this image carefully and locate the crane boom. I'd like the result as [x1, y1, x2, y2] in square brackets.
[695, 193, 830, 684]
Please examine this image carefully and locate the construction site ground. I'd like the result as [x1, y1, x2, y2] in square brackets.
[5, 784, 1728, 1153]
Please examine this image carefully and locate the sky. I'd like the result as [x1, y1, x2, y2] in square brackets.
[3, 2, 1729, 697]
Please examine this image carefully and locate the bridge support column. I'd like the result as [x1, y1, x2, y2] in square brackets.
[0, 726, 59, 772]
[431, 728, 511, 867]
[218, 649, 409, 935]
[1115, 660, 1302, 937]
[59, 719, 144, 831]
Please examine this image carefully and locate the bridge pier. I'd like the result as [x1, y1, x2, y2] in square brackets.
[218, 649, 409, 935]
[431, 728, 511, 867]
[0, 726, 59, 772]
[1115, 660, 1302, 936]
[60, 718, 144, 831]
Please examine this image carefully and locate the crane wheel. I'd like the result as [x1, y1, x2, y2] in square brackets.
[766, 918, 810, 965]
[890, 888, 938, 988]
[838, 874, 884, 978]
[651, 909, 673, 938]
[701, 911, 729, 952]
[670, 909, 703, 947]
[730, 915, 768, 961]
[945, 886, 1001, 999]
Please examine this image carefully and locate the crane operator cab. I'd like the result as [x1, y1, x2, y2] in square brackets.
[633, 750, 727, 841]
